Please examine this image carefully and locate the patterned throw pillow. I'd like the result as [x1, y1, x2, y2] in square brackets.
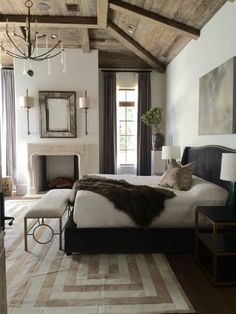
[159, 159, 195, 190]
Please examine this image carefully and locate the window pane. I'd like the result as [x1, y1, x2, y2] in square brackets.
[118, 107, 125, 120]
[127, 150, 136, 164]
[119, 136, 126, 150]
[118, 90, 126, 101]
[127, 107, 136, 120]
[126, 136, 136, 149]
[119, 151, 126, 164]
[119, 122, 126, 135]
[127, 90, 136, 101]
[127, 122, 135, 135]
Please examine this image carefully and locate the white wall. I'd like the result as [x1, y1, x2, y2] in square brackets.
[166, 1, 236, 149]
[14, 49, 99, 194]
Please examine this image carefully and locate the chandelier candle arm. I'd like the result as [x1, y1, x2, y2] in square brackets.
[45, 35, 48, 52]
[12, 32, 28, 42]
[48, 59, 51, 75]
[6, 32, 25, 56]
[63, 50, 66, 73]
[61, 42, 64, 63]
[32, 40, 62, 60]
[23, 59, 26, 75]
[1, 49, 25, 59]
[35, 32, 38, 56]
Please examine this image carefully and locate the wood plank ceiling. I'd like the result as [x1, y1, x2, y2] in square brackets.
[0, 0, 230, 71]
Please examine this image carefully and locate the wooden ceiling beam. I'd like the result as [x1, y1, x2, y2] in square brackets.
[97, 0, 108, 28]
[80, 29, 90, 53]
[109, 0, 200, 40]
[107, 20, 166, 73]
[0, 15, 98, 28]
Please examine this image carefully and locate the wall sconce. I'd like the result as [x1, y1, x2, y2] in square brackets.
[79, 90, 91, 136]
[20, 89, 34, 135]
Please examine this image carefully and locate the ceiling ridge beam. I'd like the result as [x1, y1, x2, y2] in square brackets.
[109, 0, 200, 40]
[0, 15, 97, 28]
[97, 0, 108, 28]
[107, 20, 166, 73]
[80, 29, 90, 53]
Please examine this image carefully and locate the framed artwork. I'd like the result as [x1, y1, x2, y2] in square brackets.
[198, 57, 236, 135]
[39, 91, 76, 138]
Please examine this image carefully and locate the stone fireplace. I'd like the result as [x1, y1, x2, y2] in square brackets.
[27, 143, 88, 194]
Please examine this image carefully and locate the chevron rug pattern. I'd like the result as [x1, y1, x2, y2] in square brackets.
[4, 199, 195, 314]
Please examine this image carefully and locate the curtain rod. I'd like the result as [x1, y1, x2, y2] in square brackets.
[101, 70, 152, 73]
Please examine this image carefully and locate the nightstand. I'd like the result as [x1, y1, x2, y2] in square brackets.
[151, 150, 165, 175]
[195, 206, 236, 285]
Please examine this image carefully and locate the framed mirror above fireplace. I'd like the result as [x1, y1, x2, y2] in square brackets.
[39, 91, 77, 138]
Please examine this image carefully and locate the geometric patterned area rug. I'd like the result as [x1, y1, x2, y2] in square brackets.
[4, 199, 196, 314]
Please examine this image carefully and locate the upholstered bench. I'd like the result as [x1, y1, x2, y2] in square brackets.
[24, 189, 72, 251]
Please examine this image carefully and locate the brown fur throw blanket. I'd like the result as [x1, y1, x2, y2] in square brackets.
[72, 176, 175, 227]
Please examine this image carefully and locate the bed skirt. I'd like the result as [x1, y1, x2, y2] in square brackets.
[64, 212, 195, 255]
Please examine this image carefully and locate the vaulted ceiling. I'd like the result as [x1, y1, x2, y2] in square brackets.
[0, 0, 232, 71]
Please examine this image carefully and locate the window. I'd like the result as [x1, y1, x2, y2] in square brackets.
[117, 88, 137, 166]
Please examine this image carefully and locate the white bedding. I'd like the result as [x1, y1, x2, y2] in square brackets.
[73, 175, 228, 228]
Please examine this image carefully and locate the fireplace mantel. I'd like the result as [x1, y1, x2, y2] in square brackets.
[27, 143, 88, 194]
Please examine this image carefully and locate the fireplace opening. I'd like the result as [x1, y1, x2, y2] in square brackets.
[38, 155, 79, 192]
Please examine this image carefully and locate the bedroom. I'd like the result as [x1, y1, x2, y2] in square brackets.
[1, 0, 236, 313]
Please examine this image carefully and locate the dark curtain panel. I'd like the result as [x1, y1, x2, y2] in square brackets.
[137, 72, 152, 175]
[102, 72, 117, 174]
[1, 68, 16, 184]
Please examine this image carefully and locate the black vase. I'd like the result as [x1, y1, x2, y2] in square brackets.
[152, 133, 164, 151]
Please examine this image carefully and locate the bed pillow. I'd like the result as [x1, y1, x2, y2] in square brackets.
[159, 160, 195, 190]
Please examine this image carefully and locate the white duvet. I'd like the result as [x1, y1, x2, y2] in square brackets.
[73, 175, 228, 228]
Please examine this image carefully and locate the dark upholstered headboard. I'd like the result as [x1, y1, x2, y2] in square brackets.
[181, 145, 236, 191]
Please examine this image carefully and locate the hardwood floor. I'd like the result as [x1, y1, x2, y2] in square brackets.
[166, 254, 236, 314]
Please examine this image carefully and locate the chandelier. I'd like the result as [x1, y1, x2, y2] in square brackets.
[0, 0, 66, 76]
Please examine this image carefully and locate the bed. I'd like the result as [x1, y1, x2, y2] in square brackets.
[64, 145, 235, 255]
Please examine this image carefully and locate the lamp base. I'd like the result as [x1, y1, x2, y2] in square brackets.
[226, 182, 236, 209]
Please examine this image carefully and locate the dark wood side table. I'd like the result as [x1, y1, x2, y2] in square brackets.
[195, 206, 236, 285]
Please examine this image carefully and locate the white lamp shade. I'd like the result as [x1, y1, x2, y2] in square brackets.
[220, 153, 236, 182]
[20, 96, 34, 108]
[79, 97, 91, 109]
[161, 146, 181, 160]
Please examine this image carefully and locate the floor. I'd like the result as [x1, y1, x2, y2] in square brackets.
[4, 194, 236, 314]
[7, 254, 236, 314]
[166, 254, 236, 314]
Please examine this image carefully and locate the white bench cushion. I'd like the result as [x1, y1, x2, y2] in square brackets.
[25, 189, 72, 218]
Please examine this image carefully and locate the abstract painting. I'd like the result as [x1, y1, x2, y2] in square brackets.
[199, 57, 236, 135]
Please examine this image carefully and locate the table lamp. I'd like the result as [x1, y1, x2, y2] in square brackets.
[162, 146, 181, 168]
[220, 153, 236, 209]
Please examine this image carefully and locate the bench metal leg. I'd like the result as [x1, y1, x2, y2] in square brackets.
[24, 217, 28, 251]
[24, 205, 69, 251]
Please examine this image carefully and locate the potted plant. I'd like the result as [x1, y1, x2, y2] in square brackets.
[141, 107, 164, 150]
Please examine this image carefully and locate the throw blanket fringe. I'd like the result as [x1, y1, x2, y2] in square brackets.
[72, 176, 175, 227]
